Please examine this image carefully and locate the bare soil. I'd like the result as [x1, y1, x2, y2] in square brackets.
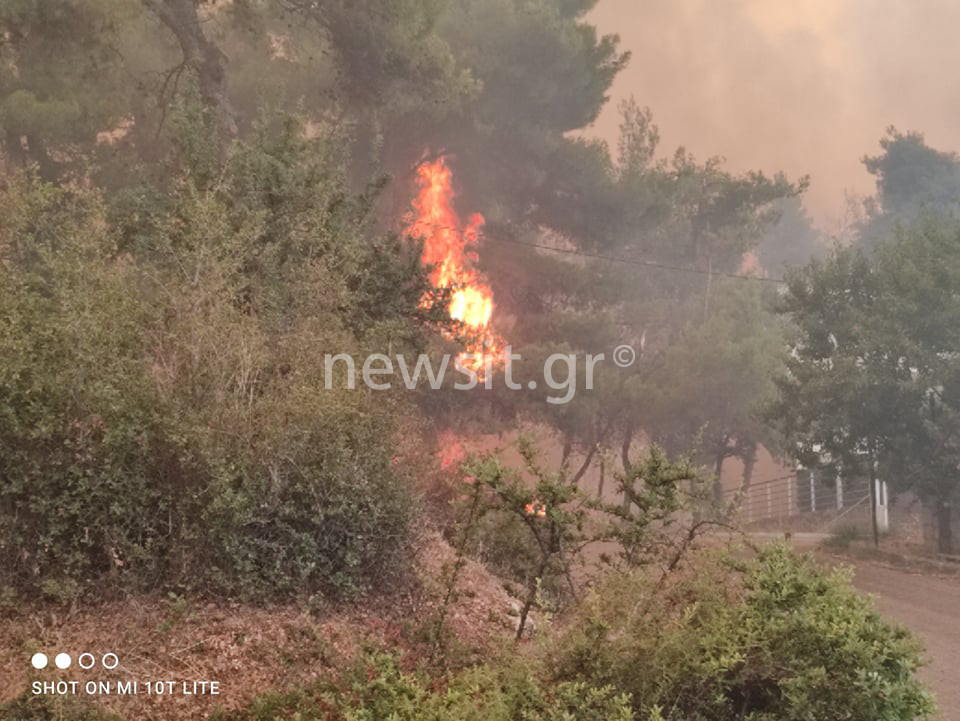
[841, 557, 960, 720]
[0, 531, 517, 720]
[759, 533, 958, 719]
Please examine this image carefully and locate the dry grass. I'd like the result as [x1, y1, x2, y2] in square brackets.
[0, 530, 517, 720]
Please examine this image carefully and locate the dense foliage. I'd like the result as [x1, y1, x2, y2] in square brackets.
[0, 0, 808, 488]
[5, 547, 929, 721]
[549, 546, 934, 721]
[219, 654, 634, 721]
[773, 218, 960, 552]
[0, 115, 430, 600]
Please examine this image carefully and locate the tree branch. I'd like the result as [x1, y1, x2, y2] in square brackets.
[142, 0, 237, 140]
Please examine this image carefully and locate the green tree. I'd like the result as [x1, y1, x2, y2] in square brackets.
[871, 220, 960, 552]
[756, 196, 826, 272]
[448, 438, 700, 642]
[0, 115, 433, 600]
[492, 103, 799, 489]
[773, 218, 960, 552]
[0, 0, 158, 175]
[858, 127, 960, 249]
[643, 279, 787, 501]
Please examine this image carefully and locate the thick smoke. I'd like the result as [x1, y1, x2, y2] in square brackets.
[587, 0, 960, 231]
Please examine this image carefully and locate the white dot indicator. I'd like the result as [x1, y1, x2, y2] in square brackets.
[31, 653, 48, 669]
[55, 653, 72, 669]
[78, 653, 95, 670]
[102, 653, 119, 670]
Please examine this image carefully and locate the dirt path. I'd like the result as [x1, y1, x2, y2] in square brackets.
[836, 558, 960, 719]
[750, 534, 957, 717]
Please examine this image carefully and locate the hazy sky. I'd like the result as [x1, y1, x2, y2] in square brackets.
[586, 0, 960, 231]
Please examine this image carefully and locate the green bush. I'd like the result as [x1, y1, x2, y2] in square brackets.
[549, 545, 935, 721]
[823, 523, 864, 550]
[471, 508, 542, 588]
[0, 694, 117, 721]
[0, 171, 183, 593]
[448, 441, 698, 642]
[219, 652, 634, 721]
[0, 118, 429, 601]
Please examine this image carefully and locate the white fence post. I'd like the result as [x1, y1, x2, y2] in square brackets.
[836, 475, 844, 510]
[876, 479, 890, 532]
[883, 481, 890, 531]
[810, 471, 816, 512]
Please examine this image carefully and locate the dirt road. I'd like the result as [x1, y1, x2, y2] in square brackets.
[752, 535, 957, 718]
[842, 559, 960, 719]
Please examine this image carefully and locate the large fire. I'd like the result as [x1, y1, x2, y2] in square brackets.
[406, 158, 503, 370]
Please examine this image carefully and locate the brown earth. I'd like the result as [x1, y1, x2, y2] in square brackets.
[842, 557, 960, 720]
[0, 530, 517, 720]
[754, 534, 959, 719]
[6, 526, 954, 721]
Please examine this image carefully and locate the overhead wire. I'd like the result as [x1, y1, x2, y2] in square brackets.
[403, 219, 787, 285]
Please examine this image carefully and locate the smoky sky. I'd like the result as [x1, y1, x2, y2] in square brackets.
[586, 0, 960, 232]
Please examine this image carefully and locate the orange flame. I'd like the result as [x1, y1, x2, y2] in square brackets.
[438, 437, 466, 470]
[524, 501, 547, 518]
[406, 157, 503, 371]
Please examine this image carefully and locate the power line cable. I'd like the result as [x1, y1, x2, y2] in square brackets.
[405, 220, 786, 285]
[484, 234, 786, 285]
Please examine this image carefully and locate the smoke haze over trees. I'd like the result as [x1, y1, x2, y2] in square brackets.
[0, 2, 955, 719]
[586, 0, 960, 230]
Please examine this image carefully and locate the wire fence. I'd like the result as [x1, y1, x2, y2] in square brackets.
[721, 471, 872, 527]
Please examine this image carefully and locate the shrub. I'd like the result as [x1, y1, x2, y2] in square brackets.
[824, 523, 863, 549]
[0, 694, 116, 721]
[549, 545, 935, 721]
[447, 441, 698, 641]
[0, 117, 430, 602]
[219, 652, 635, 721]
[0, 173, 185, 594]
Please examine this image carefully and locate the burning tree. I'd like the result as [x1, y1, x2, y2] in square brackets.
[406, 157, 505, 372]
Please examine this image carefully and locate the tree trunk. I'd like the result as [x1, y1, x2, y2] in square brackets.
[938, 498, 954, 555]
[713, 448, 726, 505]
[570, 445, 598, 486]
[740, 441, 757, 489]
[571, 416, 616, 486]
[143, 0, 237, 141]
[619, 424, 634, 512]
[703, 254, 713, 321]
[621, 421, 634, 472]
[516, 548, 550, 640]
